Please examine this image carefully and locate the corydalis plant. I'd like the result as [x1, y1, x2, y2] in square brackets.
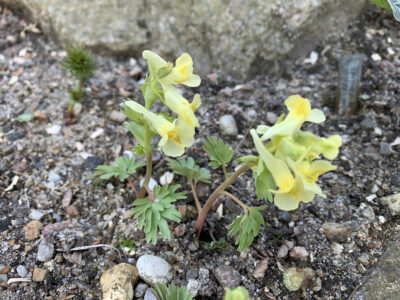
[61, 47, 96, 119]
[369, 0, 400, 21]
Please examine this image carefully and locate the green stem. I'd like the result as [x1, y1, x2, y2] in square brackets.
[138, 122, 153, 199]
[195, 164, 250, 237]
[189, 179, 202, 216]
[222, 164, 228, 180]
[221, 191, 249, 212]
[66, 101, 74, 118]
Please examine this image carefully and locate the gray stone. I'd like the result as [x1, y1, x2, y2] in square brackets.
[219, 115, 238, 136]
[187, 279, 201, 296]
[351, 234, 400, 300]
[362, 205, 375, 221]
[135, 282, 148, 298]
[16, 265, 28, 277]
[214, 266, 241, 288]
[360, 117, 375, 130]
[29, 209, 44, 220]
[289, 246, 309, 260]
[109, 110, 127, 123]
[136, 255, 172, 285]
[144, 288, 158, 300]
[380, 193, 400, 216]
[277, 244, 289, 258]
[85, 156, 104, 171]
[1, 0, 366, 79]
[379, 142, 392, 155]
[37, 238, 54, 262]
[321, 222, 353, 243]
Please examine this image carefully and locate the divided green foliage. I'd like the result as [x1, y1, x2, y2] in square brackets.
[370, 0, 392, 10]
[227, 206, 267, 252]
[121, 101, 144, 125]
[116, 236, 135, 250]
[202, 137, 234, 169]
[152, 283, 194, 300]
[61, 47, 96, 82]
[132, 184, 186, 244]
[90, 157, 145, 183]
[224, 286, 250, 300]
[254, 159, 275, 203]
[205, 238, 227, 250]
[166, 157, 211, 184]
[68, 86, 85, 103]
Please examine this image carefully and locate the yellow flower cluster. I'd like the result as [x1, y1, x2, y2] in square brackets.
[125, 51, 201, 157]
[250, 95, 342, 210]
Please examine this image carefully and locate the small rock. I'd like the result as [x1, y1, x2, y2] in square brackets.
[90, 128, 104, 139]
[331, 242, 344, 255]
[186, 268, 199, 281]
[0, 267, 11, 274]
[12, 161, 28, 173]
[29, 209, 44, 220]
[24, 220, 43, 241]
[195, 182, 210, 198]
[252, 259, 268, 279]
[283, 240, 294, 249]
[135, 282, 148, 298]
[174, 224, 186, 237]
[0, 218, 12, 232]
[85, 156, 104, 170]
[62, 191, 73, 208]
[379, 142, 392, 155]
[66, 205, 80, 217]
[159, 172, 174, 185]
[42, 220, 72, 235]
[144, 288, 158, 300]
[378, 216, 386, 224]
[73, 103, 83, 116]
[277, 245, 289, 258]
[109, 110, 127, 123]
[362, 205, 375, 221]
[219, 115, 238, 136]
[206, 73, 218, 85]
[214, 266, 242, 288]
[46, 125, 62, 135]
[37, 238, 54, 262]
[7, 130, 27, 142]
[289, 246, 309, 260]
[278, 211, 291, 223]
[360, 118, 375, 130]
[187, 279, 201, 296]
[137, 255, 172, 285]
[380, 193, 400, 216]
[100, 263, 139, 300]
[321, 222, 353, 243]
[34, 110, 47, 120]
[245, 109, 258, 121]
[16, 265, 28, 278]
[371, 53, 382, 61]
[32, 268, 49, 281]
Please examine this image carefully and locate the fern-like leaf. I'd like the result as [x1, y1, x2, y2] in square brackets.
[202, 137, 234, 169]
[227, 206, 267, 252]
[89, 157, 145, 183]
[152, 283, 194, 300]
[132, 184, 186, 244]
[166, 157, 211, 184]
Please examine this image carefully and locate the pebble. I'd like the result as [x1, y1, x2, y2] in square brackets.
[46, 125, 62, 135]
[42, 220, 72, 235]
[136, 255, 172, 285]
[219, 115, 238, 136]
[331, 242, 344, 255]
[278, 211, 291, 223]
[321, 222, 353, 243]
[24, 220, 43, 241]
[100, 263, 139, 300]
[37, 238, 54, 262]
[29, 209, 44, 220]
[289, 246, 309, 260]
[144, 289, 158, 300]
[66, 205, 80, 217]
[379, 142, 392, 155]
[362, 205, 375, 221]
[16, 265, 28, 278]
[214, 265, 242, 288]
[187, 279, 201, 296]
[378, 216, 386, 224]
[380, 193, 400, 216]
[73, 102, 83, 116]
[90, 127, 105, 139]
[85, 156, 104, 170]
[266, 112, 278, 124]
[109, 110, 127, 123]
[62, 191, 73, 208]
[7, 130, 27, 142]
[0, 274, 7, 283]
[360, 118, 375, 130]
[0, 218, 12, 232]
[252, 259, 268, 279]
[159, 172, 174, 185]
[135, 282, 148, 298]
[277, 245, 289, 258]
[32, 268, 49, 281]
[174, 224, 186, 237]
[12, 161, 28, 173]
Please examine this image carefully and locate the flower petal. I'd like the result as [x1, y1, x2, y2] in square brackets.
[274, 193, 300, 211]
[306, 109, 325, 123]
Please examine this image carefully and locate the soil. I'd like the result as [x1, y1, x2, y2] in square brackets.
[1, 4, 399, 300]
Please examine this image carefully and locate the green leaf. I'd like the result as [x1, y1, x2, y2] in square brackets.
[224, 286, 250, 300]
[152, 283, 195, 300]
[125, 121, 147, 147]
[156, 65, 173, 79]
[369, 0, 392, 11]
[205, 238, 227, 250]
[131, 184, 186, 244]
[253, 160, 275, 202]
[389, 0, 400, 20]
[15, 112, 35, 122]
[166, 157, 211, 184]
[236, 155, 258, 165]
[227, 206, 267, 252]
[90, 156, 145, 183]
[142, 74, 159, 108]
[121, 101, 144, 124]
[202, 137, 234, 169]
[61, 47, 96, 82]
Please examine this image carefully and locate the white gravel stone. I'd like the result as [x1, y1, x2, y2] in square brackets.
[16, 265, 28, 277]
[46, 125, 61, 135]
[137, 255, 172, 285]
[29, 209, 44, 220]
[37, 238, 54, 262]
[109, 110, 127, 123]
[144, 289, 157, 300]
[219, 115, 238, 136]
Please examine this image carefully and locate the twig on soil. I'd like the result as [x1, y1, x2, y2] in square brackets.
[56, 244, 121, 258]
[233, 121, 253, 157]
[347, 272, 372, 300]
[7, 278, 32, 284]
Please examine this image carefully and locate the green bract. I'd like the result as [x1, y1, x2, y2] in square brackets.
[152, 283, 194, 300]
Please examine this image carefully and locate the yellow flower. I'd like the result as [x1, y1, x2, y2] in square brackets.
[142, 50, 201, 87]
[124, 101, 194, 157]
[259, 95, 325, 141]
[293, 130, 342, 160]
[273, 176, 315, 211]
[251, 129, 295, 193]
[163, 86, 201, 127]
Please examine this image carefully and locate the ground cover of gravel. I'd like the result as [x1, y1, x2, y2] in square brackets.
[0, 4, 399, 300]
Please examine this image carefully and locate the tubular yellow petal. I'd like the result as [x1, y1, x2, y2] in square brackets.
[142, 50, 168, 74]
[124, 101, 170, 133]
[251, 129, 295, 193]
[183, 74, 201, 87]
[190, 94, 202, 111]
[164, 87, 200, 127]
[274, 193, 300, 211]
[161, 140, 185, 157]
[285, 95, 311, 119]
[306, 109, 325, 123]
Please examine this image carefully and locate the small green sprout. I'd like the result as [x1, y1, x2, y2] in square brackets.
[61, 47, 96, 119]
[152, 283, 194, 300]
[205, 238, 227, 250]
[224, 286, 250, 300]
[116, 236, 135, 250]
[15, 112, 35, 123]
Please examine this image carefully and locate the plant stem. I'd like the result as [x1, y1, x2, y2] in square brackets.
[222, 164, 228, 180]
[127, 177, 138, 198]
[195, 164, 250, 237]
[189, 179, 202, 216]
[66, 101, 74, 118]
[221, 191, 249, 212]
[138, 151, 153, 199]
